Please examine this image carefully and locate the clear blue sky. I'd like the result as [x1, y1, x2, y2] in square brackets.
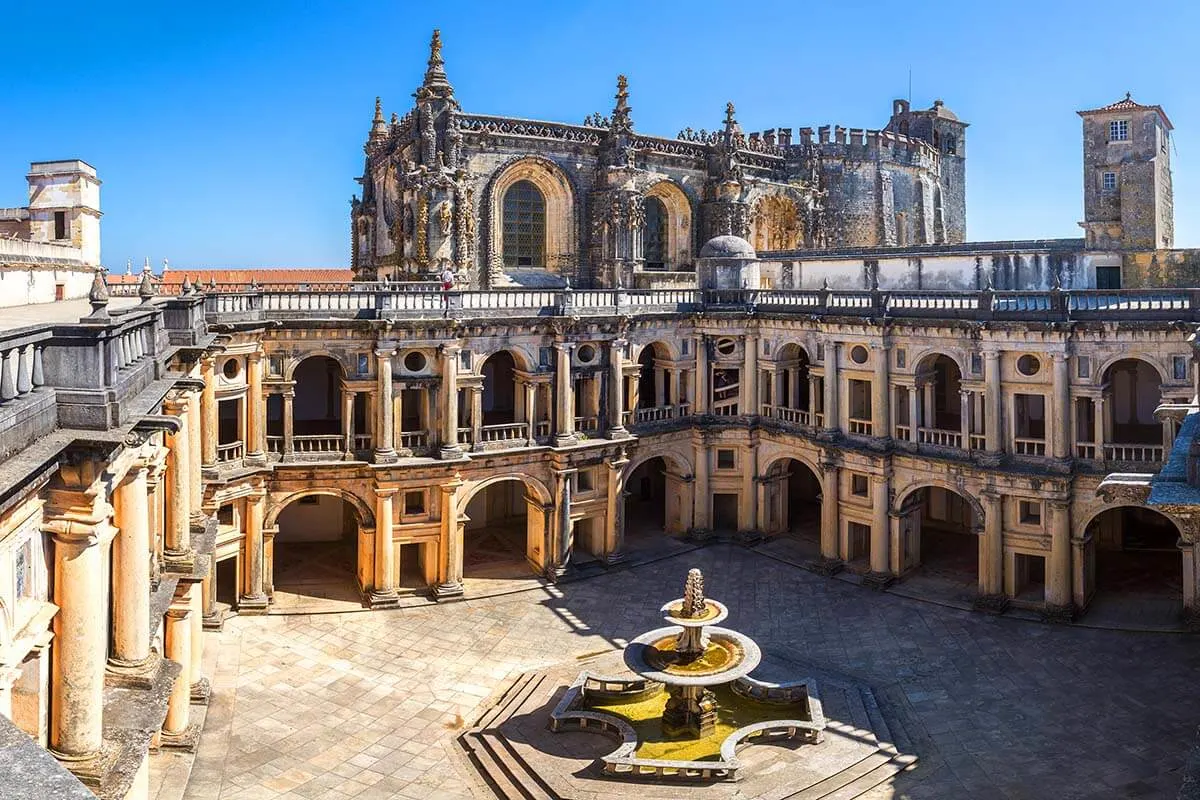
[2, 0, 1197, 269]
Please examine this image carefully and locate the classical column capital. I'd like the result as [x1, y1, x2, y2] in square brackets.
[375, 346, 396, 359]
[374, 487, 399, 499]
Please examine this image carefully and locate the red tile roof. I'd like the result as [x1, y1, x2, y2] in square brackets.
[108, 268, 354, 287]
[1078, 93, 1173, 130]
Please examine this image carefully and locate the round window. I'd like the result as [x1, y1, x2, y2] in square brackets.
[1017, 354, 1041, 377]
[221, 359, 239, 380]
[577, 344, 596, 364]
[716, 338, 737, 356]
[403, 351, 427, 372]
[850, 345, 869, 365]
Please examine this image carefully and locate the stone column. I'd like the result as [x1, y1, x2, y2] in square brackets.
[978, 490, 1004, 599]
[164, 397, 192, 566]
[670, 369, 683, 413]
[740, 443, 758, 532]
[282, 390, 295, 458]
[869, 474, 891, 579]
[524, 381, 538, 446]
[983, 350, 1001, 457]
[434, 479, 464, 599]
[605, 453, 629, 563]
[553, 469, 575, 576]
[907, 385, 920, 442]
[109, 466, 154, 676]
[187, 388, 203, 517]
[960, 389, 972, 448]
[45, 494, 116, 763]
[200, 356, 217, 471]
[554, 343, 577, 446]
[819, 460, 840, 563]
[822, 341, 840, 433]
[375, 346, 397, 463]
[342, 389, 355, 458]
[1046, 498, 1072, 613]
[239, 490, 268, 613]
[871, 343, 889, 440]
[246, 352, 265, 464]
[440, 344, 463, 459]
[161, 584, 195, 745]
[608, 340, 628, 438]
[469, 387, 484, 451]
[370, 488, 398, 606]
[693, 439, 710, 529]
[1051, 353, 1070, 461]
[1093, 397, 1105, 457]
[188, 580, 207, 703]
[694, 336, 708, 415]
[742, 334, 758, 416]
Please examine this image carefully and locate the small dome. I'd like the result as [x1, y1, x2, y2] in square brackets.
[699, 235, 756, 259]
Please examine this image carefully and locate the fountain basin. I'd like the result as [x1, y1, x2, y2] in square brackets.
[625, 626, 761, 687]
[660, 597, 728, 627]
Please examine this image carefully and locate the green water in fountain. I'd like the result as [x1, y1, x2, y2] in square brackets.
[645, 636, 742, 677]
[589, 685, 808, 762]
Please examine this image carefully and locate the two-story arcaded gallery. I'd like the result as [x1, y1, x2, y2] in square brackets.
[2, 29, 1200, 798]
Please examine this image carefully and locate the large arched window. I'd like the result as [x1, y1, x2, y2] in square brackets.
[643, 197, 668, 270]
[502, 180, 545, 268]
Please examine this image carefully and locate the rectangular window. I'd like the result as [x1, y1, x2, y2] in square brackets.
[847, 521, 871, 561]
[895, 348, 906, 369]
[1095, 265, 1121, 290]
[269, 354, 284, 376]
[357, 353, 370, 376]
[850, 473, 869, 497]
[682, 340, 690, 356]
[460, 350, 472, 371]
[1077, 356, 1091, 379]
[716, 449, 735, 470]
[53, 211, 66, 240]
[14, 537, 33, 600]
[1019, 500, 1042, 526]
[1102, 172, 1117, 192]
[1014, 394, 1047, 439]
[1174, 356, 1189, 382]
[575, 469, 594, 493]
[971, 353, 983, 375]
[1109, 119, 1129, 141]
[403, 491, 425, 516]
[817, 343, 825, 362]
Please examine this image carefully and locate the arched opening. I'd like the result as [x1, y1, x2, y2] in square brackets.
[462, 478, 545, 588]
[896, 486, 980, 601]
[905, 353, 965, 447]
[762, 458, 821, 551]
[502, 179, 546, 268]
[272, 494, 362, 609]
[622, 456, 692, 558]
[1103, 359, 1164, 452]
[292, 356, 345, 455]
[767, 343, 811, 421]
[481, 351, 517, 425]
[643, 196, 668, 269]
[1086, 506, 1181, 621]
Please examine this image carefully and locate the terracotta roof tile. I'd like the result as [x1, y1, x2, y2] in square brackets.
[107, 268, 353, 287]
[1078, 93, 1173, 129]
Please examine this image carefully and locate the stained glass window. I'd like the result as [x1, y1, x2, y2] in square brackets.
[643, 196, 668, 269]
[502, 180, 545, 268]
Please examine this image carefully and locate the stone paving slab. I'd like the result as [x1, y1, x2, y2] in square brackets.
[184, 545, 1200, 800]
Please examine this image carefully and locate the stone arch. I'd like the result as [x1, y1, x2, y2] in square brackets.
[894, 480, 985, 531]
[623, 448, 694, 485]
[1095, 354, 1166, 387]
[760, 454, 823, 537]
[631, 338, 681, 363]
[643, 180, 695, 270]
[1076, 502, 1185, 613]
[775, 340, 813, 364]
[283, 351, 352, 383]
[910, 347, 969, 378]
[1074, 502, 1184, 544]
[265, 487, 375, 530]
[622, 446, 696, 540]
[472, 344, 538, 374]
[458, 472, 553, 514]
[455, 472, 556, 580]
[484, 155, 578, 279]
[761, 452, 823, 487]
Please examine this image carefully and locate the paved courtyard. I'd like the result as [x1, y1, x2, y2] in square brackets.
[181, 545, 1200, 799]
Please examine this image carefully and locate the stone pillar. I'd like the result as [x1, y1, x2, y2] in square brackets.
[693, 439, 710, 529]
[983, 350, 1001, 457]
[469, 387, 484, 450]
[370, 488, 398, 607]
[554, 469, 574, 575]
[1051, 353, 1070, 461]
[868, 473, 891, 581]
[605, 453, 629, 562]
[188, 580, 207, 703]
[978, 490, 1004, 600]
[670, 369, 683, 412]
[694, 336, 708, 415]
[1046, 498, 1073, 614]
[186, 388, 203, 518]
[822, 342, 840, 433]
[907, 385, 920, 442]
[342, 389, 355, 458]
[818, 460, 840, 564]
[871, 343, 889, 440]
[164, 397, 192, 565]
[161, 584, 195, 745]
[239, 490, 268, 613]
[440, 344, 463, 459]
[200, 356, 217, 471]
[282, 390, 295, 458]
[740, 442, 758, 532]
[1093, 397, 1105, 456]
[743, 335, 758, 415]
[246, 352, 265, 464]
[109, 466, 154, 676]
[524, 381, 538, 446]
[554, 343, 577, 446]
[375, 347, 397, 463]
[45, 493, 116, 764]
[960, 389, 972, 448]
[608, 340, 628, 438]
[435, 479, 464, 599]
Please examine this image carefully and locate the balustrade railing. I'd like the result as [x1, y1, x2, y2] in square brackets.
[353, 433, 373, 451]
[847, 418, 873, 435]
[481, 422, 526, 443]
[216, 441, 244, 463]
[0, 339, 45, 404]
[575, 416, 600, 432]
[918, 427, 962, 448]
[293, 434, 345, 454]
[535, 420, 552, 438]
[894, 423, 911, 440]
[457, 427, 471, 445]
[266, 435, 283, 454]
[1076, 442, 1097, 459]
[1102, 443, 1164, 463]
[399, 431, 428, 450]
[969, 434, 986, 451]
[634, 405, 675, 423]
[1013, 437, 1047, 456]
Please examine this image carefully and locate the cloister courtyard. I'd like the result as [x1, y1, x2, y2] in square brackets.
[167, 544, 1200, 800]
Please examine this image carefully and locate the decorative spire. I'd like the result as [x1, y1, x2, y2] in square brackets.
[681, 568, 706, 619]
[125, 258, 132, 275]
[87, 267, 110, 319]
[181, 275, 193, 295]
[161, 257, 169, 273]
[138, 265, 156, 301]
[421, 28, 453, 95]
[725, 101, 737, 127]
[370, 96, 388, 138]
[611, 74, 632, 132]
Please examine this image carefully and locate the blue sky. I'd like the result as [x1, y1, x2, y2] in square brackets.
[2, 0, 1197, 269]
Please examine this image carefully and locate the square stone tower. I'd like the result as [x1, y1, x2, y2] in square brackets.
[26, 160, 102, 265]
[1078, 95, 1173, 250]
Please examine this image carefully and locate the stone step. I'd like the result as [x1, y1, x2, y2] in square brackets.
[474, 671, 539, 730]
[459, 731, 530, 800]
[858, 688, 895, 755]
[837, 684, 880, 748]
[477, 730, 558, 800]
[817, 755, 910, 800]
[781, 752, 898, 800]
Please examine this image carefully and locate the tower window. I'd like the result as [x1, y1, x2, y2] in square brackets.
[643, 196, 668, 270]
[502, 180, 545, 268]
[53, 211, 66, 240]
[1102, 172, 1117, 192]
[1109, 120, 1129, 142]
